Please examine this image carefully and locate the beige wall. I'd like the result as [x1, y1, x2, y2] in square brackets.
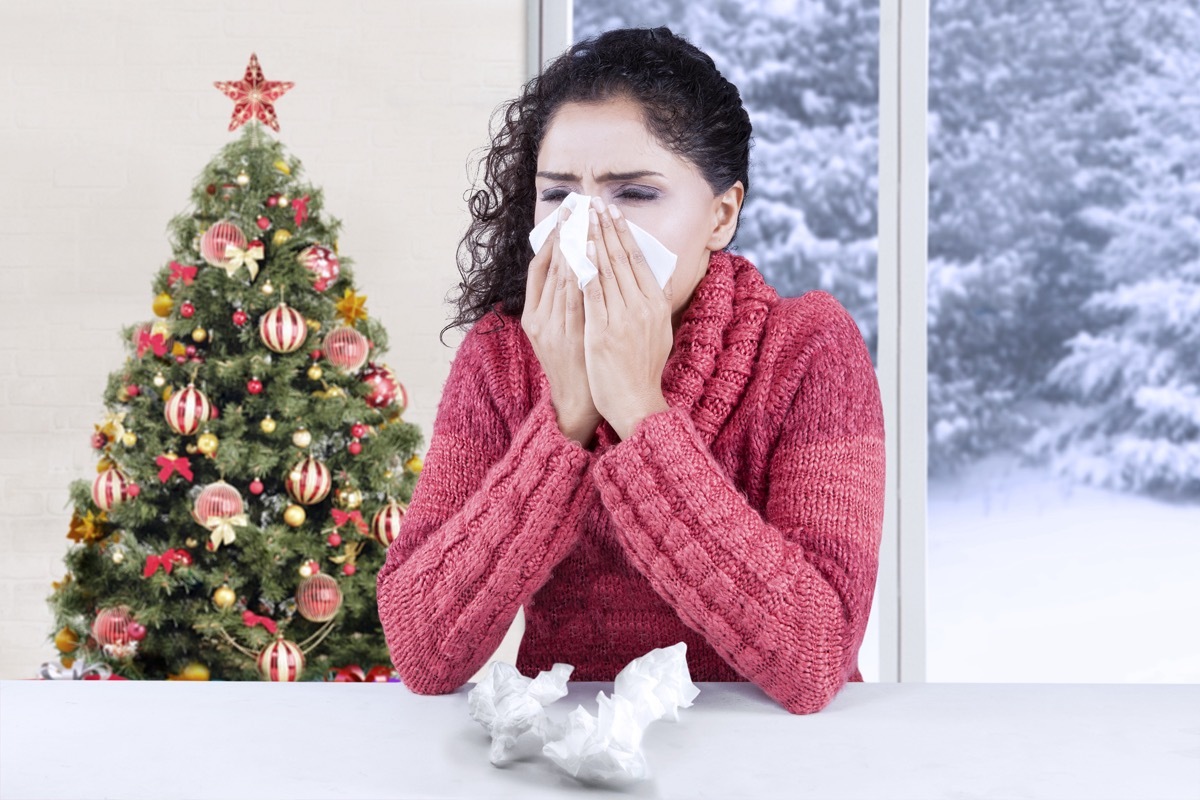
[0, 0, 529, 680]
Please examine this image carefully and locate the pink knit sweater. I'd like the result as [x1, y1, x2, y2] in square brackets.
[376, 249, 886, 714]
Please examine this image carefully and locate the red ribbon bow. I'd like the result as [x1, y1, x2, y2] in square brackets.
[293, 194, 311, 227]
[329, 665, 398, 682]
[169, 261, 198, 286]
[142, 548, 191, 577]
[331, 509, 368, 534]
[155, 454, 193, 483]
[242, 610, 278, 635]
[136, 329, 168, 358]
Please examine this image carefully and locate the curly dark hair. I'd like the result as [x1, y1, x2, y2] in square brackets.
[440, 25, 753, 344]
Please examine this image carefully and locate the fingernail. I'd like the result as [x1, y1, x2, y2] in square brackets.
[592, 196, 606, 213]
[610, 205, 622, 220]
[587, 241, 596, 259]
[588, 208, 598, 227]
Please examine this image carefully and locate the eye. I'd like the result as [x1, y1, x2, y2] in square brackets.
[540, 188, 569, 202]
[616, 186, 658, 202]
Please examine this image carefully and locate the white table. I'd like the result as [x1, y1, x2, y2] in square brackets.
[2, 679, 1198, 799]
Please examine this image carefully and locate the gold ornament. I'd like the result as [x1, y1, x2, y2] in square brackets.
[298, 563, 313, 578]
[54, 627, 80, 654]
[169, 662, 210, 681]
[152, 292, 173, 317]
[95, 456, 114, 473]
[274, 159, 291, 175]
[260, 416, 277, 434]
[306, 318, 321, 331]
[261, 281, 275, 295]
[67, 510, 107, 544]
[112, 550, 125, 564]
[161, 385, 173, 403]
[192, 327, 208, 343]
[383, 470, 393, 479]
[334, 238, 340, 255]
[122, 431, 137, 447]
[185, 537, 198, 547]
[292, 428, 312, 448]
[307, 365, 323, 381]
[236, 170, 250, 186]
[185, 443, 198, 454]
[283, 504, 306, 527]
[197, 432, 219, 456]
[406, 454, 424, 474]
[278, 194, 290, 207]
[152, 372, 166, 388]
[335, 288, 368, 324]
[213, 584, 236, 610]
[117, 386, 129, 403]
[335, 487, 363, 510]
[272, 229, 292, 246]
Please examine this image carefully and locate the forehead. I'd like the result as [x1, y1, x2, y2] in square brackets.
[537, 97, 675, 170]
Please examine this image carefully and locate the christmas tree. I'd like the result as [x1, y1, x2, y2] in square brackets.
[42, 54, 424, 681]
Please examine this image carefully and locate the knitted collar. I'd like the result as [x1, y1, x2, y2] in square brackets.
[594, 248, 778, 450]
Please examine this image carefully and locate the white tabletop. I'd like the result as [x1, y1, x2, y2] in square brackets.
[2, 679, 1198, 799]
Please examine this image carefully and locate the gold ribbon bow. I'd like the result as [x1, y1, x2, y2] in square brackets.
[205, 513, 248, 550]
[221, 241, 264, 281]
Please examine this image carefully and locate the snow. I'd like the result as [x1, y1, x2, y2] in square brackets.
[927, 452, 1200, 683]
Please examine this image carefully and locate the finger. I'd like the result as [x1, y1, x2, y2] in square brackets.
[564, 256, 583, 339]
[595, 199, 641, 304]
[607, 205, 658, 301]
[538, 211, 566, 314]
[587, 204, 623, 310]
[582, 240, 609, 329]
[526, 207, 564, 312]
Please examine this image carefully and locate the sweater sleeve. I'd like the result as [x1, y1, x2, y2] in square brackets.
[375, 320, 595, 694]
[591, 311, 886, 714]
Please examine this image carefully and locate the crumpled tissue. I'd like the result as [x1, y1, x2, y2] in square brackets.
[527, 191, 678, 292]
[468, 642, 700, 785]
[467, 661, 573, 765]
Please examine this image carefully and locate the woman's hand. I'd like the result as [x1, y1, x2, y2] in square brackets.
[522, 207, 603, 448]
[581, 198, 673, 441]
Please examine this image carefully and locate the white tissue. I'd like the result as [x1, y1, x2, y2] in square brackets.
[527, 191, 678, 292]
[468, 642, 700, 785]
[467, 661, 573, 765]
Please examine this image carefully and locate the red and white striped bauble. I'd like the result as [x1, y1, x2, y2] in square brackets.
[192, 480, 244, 526]
[92, 466, 133, 511]
[322, 326, 369, 372]
[296, 573, 343, 623]
[199, 221, 248, 269]
[371, 500, 408, 546]
[92, 605, 134, 646]
[298, 244, 340, 292]
[285, 456, 331, 505]
[258, 302, 308, 354]
[256, 636, 304, 682]
[164, 383, 212, 436]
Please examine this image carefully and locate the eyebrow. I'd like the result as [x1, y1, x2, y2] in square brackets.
[535, 169, 665, 182]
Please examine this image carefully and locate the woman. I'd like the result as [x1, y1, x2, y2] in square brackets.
[376, 26, 886, 715]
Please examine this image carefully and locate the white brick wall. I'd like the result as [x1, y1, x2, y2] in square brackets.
[0, 0, 529, 680]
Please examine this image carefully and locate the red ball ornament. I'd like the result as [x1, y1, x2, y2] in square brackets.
[91, 432, 107, 449]
[247, 378, 263, 395]
[296, 573, 343, 623]
[348, 440, 362, 455]
[310, 349, 322, 360]
[126, 384, 140, 397]
[326, 532, 342, 547]
[192, 480, 245, 526]
[343, 564, 357, 576]
[258, 302, 308, 354]
[350, 423, 368, 439]
[256, 216, 271, 231]
[285, 456, 332, 505]
[256, 636, 304, 682]
[92, 467, 133, 511]
[361, 363, 399, 409]
[206, 184, 217, 195]
[209, 404, 219, 420]
[249, 478, 264, 495]
[199, 221, 248, 269]
[175, 355, 187, 364]
[127, 622, 147, 641]
[371, 501, 407, 546]
[92, 606, 134, 647]
[298, 244, 341, 292]
[232, 309, 249, 326]
[324, 326, 369, 372]
[127, 483, 141, 498]
[163, 383, 212, 436]
[180, 301, 195, 318]
[206, 541, 216, 552]
[185, 345, 196, 356]
[266, 195, 278, 207]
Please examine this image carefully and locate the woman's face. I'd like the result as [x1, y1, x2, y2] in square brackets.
[533, 95, 744, 330]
